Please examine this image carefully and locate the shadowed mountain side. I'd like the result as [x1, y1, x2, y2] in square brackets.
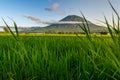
[33, 15, 107, 33]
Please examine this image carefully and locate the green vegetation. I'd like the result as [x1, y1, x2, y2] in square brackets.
[0, 1, 120, 80]
[0, 36, 120, 80]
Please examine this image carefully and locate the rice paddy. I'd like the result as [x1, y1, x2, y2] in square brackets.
[0, 35, 120, 80]
[0, 1, 120, 79]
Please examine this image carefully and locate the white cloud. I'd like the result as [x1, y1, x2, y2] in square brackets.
[43, 21, 85, 24]
[52, 3, 59, 10]
[22, 14, 85, 25]
[22, 14, 41, 23]
[45, 3, 60, 11]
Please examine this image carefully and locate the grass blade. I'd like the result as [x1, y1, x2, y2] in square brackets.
[78, 12, 91, 41]
[108, 0, 119, 18]
[104, 16, 115, 41]
[2, 18, 17, 40]
[13, 21, 19, 37]
[81, 12, 90, 34]
[108, 0, 120, 32]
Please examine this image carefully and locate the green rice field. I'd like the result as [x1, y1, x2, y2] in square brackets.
[1, 1, 120, 79]
[0, 35, 120, 80]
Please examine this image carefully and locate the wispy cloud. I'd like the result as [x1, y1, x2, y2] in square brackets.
[22, 14, 85, 25]
[52, 3, 59, 10]
[22, 14, 41, 23]
[43, 21, 85, 24]
[45, 3, 60, 11]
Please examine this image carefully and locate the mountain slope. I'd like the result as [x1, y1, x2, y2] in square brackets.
[60, 15, 84, 21]
[33, 15, 107, 33]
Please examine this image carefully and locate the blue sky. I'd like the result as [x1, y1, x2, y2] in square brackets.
[0, 0, 120, 27]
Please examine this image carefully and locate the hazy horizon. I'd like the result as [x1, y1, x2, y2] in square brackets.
[0, 0, 120, 27]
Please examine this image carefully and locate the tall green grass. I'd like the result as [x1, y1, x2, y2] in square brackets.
[0, 1, 120, 80]
[0, 36, 120, 80]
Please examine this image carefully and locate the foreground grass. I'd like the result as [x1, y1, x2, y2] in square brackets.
[1, 1, 120, 79]
[0, 36, 120, 80]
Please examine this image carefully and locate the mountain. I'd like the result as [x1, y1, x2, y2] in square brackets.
[60, 15, 84, 21]
[33, 15, 107, 33]
[22, 26, 40, 31]
[0, 26, 40, 32]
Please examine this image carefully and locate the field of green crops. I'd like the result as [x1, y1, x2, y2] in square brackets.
[0, 35, 120, 80]
[0, 1, 120, 79]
